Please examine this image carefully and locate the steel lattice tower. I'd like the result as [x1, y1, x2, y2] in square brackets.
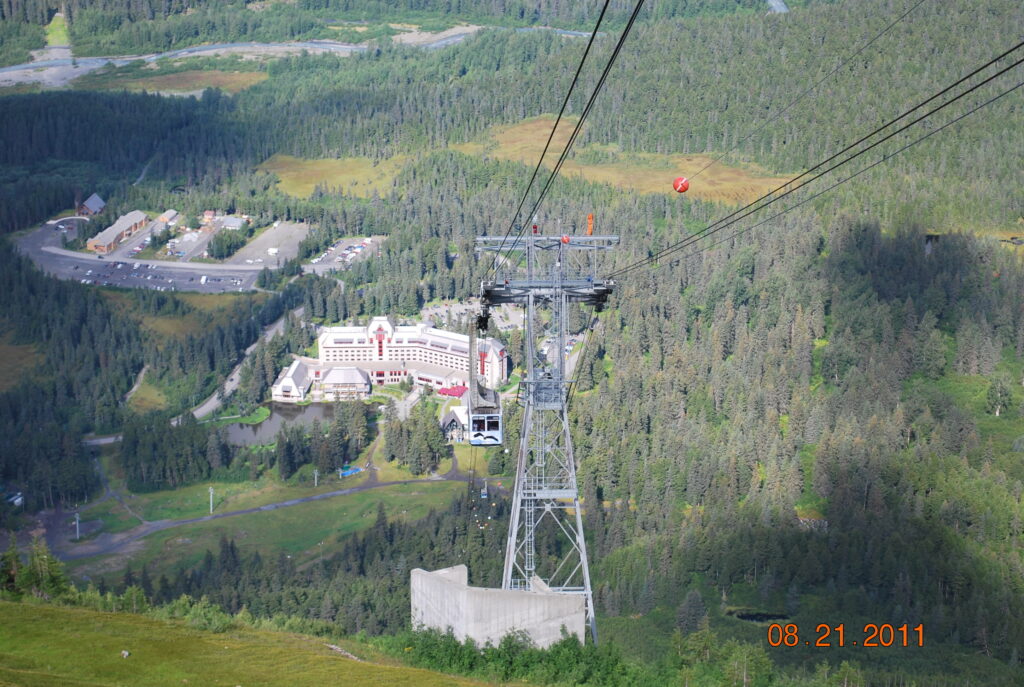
[477, 232, 617, 644]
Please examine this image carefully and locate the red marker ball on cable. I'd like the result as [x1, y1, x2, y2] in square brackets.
[673, 176, 689, 193]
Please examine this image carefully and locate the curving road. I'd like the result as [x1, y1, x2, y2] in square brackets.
[16, 224, 263, 294]
[188, 305, 301, 420]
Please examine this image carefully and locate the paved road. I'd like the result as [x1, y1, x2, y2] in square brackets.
[132, 158, 154, 186]
[394, 385, 424, 420]
[190, 306, 302, 420]
[16, 223, 261, 293]
[82, 435, 121, 447]
[0, 30, 486, 87]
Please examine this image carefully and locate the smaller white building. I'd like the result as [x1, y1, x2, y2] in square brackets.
[271, 359, 312, 402]
[440, 405, 469, 442]
[320, 367, 371, 400]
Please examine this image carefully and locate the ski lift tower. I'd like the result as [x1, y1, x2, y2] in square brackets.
[476, 229, 617, 644]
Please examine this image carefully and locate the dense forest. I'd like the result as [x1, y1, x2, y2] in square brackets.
[3, 0, 1021, 235]
[0, 20, 43, 66]
[0, 247, 141, 513]
[0, 243, 309, 509]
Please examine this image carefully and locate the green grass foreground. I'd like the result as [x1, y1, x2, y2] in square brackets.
[0, 600, 488, 687]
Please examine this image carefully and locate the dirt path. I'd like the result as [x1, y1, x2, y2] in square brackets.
[122, 364, 148, 404]
[54, 476, 458, 562]
[48, 445, 491, 564]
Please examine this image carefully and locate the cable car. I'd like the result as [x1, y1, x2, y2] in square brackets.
[468, 378, 502, 446]
[469, 411, 502, 445]
[468, 309, 502, 446]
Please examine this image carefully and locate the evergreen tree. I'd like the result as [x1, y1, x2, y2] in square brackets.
[986, 376, 1012, 417]
[17, 537, 68, 599]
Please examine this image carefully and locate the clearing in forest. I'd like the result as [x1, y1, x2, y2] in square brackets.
[126, 377, 169, 413]
[76, 69, 267, 94]
[68, 481, 462, 580]
[44, 14, 69, 47]
[258, 154, 408, 198]
[100, 290, 264, 341]
[0, 330, 41, 392]
[482, 115, 793, 205]
[262, 115, 791, 205]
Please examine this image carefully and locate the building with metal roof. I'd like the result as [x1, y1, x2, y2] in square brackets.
[86, 210, 148, 254]
[79, 193, 106, 216]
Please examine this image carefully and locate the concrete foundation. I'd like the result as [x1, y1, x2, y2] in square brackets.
[410, 565, 584, 649]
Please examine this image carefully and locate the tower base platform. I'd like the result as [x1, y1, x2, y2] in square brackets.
[410, 565, 584, 648]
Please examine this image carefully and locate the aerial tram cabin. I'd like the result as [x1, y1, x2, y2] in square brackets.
[468, 383, 502, 446]
[467, 309, 502, 446]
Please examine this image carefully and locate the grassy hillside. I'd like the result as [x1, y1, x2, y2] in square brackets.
[69, 481, 463, 580]
[0, 600, 489, 687]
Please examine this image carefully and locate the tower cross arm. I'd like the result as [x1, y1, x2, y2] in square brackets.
[475, 235, 619, 253]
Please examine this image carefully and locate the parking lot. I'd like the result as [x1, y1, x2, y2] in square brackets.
[420, 301, 523, 331]
[227, 221, 310, 266]
[107, 222, 155, 260]
[16, 222, 262, 293]
[69, 260, 256, 292]
[301, 235, 384, 275]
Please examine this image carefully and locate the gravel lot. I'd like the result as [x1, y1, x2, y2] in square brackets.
[227, 221, 309, 266]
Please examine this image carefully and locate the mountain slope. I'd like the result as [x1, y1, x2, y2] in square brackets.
[0, 600, 489, 687]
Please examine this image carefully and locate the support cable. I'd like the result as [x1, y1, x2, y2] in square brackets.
[488, 0, 615, 275]
[622, 77, 1024, 277]
[608, 43, 1024, 278]
[490, 0, 649, 276]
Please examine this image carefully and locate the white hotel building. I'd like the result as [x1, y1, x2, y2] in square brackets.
[271, 316, 507, 403]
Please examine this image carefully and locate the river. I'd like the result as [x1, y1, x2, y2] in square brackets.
[0, 40, 367, 78]
[0, 26, 600, 82]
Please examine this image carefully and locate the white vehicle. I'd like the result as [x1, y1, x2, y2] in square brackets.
[200, 275, 208, 285]
[134, 263, 140, 269]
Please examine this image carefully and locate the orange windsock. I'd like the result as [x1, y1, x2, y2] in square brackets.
[587, 213, 594, 236]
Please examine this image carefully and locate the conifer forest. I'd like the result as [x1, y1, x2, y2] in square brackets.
[1, 0, 1023, 684]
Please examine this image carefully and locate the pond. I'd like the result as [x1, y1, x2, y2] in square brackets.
[225, 403, 336, 445]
